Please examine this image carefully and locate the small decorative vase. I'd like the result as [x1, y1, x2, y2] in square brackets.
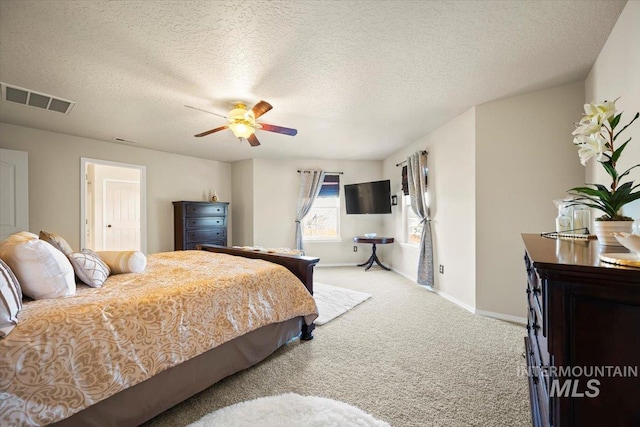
[593, 221, 634, 245]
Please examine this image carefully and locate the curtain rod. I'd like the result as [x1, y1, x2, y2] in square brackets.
[297, 170, 343, 174]
[395, 150, 429, 167]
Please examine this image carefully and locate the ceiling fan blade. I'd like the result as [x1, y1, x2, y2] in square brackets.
[251, 100, 272, 119]
[259, 123, 297, 136]
[194, 125, 228, 137]
[247, 134, 261, 147]
[185, 105, 227, 119]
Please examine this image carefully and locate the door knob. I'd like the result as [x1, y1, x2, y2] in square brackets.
[107, 224, 112, 228]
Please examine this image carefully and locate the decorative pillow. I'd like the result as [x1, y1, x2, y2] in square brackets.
[95, 251, 147, 274]
[39, 230, 74, 256]
[0, 238, 75, 300]
[0, 259, 22, 338]
[0, 231, 38, 245]
[68, 249, 111, 287]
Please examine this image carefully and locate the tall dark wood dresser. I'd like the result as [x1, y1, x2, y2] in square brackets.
[521, 234, 640, 427]
[173, 201, 229, 250]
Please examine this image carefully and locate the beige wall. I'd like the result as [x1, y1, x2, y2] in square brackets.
[381, 82, 584, 321]
[382, 108, 477, 310]
[475, 81, 585, 319]
[0, 123, 231, 253]
[585, 0, 640, 220]
[232, 157, 385, 265]
[231, 159, 254, 246]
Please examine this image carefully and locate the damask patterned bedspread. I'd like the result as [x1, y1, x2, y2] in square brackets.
[0, 251, 318, 426]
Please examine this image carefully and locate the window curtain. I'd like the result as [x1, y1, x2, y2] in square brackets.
[295, 169, 326, 252]
[401, 165, 409, 196]
[407, 151, 434, 287]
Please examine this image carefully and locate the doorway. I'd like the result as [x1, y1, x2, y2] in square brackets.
[81, 158, 146, 252]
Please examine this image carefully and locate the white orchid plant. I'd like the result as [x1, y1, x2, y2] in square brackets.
[568, 98, 640, 221]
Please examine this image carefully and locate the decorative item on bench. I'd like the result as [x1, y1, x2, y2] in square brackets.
[553, 199, 591, 233]
[567, 97, 639, 246]
[541, 229, 597, 241]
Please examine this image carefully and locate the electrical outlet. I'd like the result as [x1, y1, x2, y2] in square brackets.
[439, 264, 444, 274]
[353, 246, 358, 252]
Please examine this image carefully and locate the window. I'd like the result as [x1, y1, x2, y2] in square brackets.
[302, 174, 340, 241]
[401, 162, 427, 245]
[404, 194, 423, 245]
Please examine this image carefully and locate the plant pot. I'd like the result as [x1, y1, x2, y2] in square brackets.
[593, 221, 634, 245]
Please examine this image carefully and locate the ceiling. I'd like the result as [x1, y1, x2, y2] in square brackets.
[0, 0, 627, 163]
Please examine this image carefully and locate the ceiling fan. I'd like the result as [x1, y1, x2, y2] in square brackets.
[186, 100, 297, 147]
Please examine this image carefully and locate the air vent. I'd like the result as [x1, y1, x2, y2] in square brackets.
[1, 82, 76, 114]
[113, 137, 137, 144]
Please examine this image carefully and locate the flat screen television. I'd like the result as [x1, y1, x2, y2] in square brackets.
[344, 180, 392, 214]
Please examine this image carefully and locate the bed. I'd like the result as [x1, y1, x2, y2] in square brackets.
[0, 245, 319, 427]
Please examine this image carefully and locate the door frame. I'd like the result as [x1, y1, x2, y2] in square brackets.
[80, 157, 147, 253]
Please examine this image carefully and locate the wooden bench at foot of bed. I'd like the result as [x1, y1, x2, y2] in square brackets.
[198, 244, 320, 340]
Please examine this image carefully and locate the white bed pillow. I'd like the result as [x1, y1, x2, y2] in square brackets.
[0, 259, 22, 337]
[68, 249, 111, 287]
[95, 251, 146, 274]
[0, 238, 75, 300]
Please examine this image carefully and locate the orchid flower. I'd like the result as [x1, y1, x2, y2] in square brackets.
[576, 134, 607, 166]
[582, 98, 617, 124]
[568, 97, 640, 221]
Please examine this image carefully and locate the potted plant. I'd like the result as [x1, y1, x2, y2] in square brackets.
[568, 98, 640, 245]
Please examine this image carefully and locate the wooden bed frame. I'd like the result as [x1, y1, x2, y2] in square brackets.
[199, 244, 319, 340]
[52, 247, 319, 427]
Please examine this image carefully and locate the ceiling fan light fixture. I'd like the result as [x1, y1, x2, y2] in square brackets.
[189, 100, 296, 145]
[229, 122, 255, 139]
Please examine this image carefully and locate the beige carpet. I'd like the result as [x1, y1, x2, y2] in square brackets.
[143, 267, 530, 427]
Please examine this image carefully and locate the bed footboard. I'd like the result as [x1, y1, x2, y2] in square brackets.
[198, 245, 319, 339]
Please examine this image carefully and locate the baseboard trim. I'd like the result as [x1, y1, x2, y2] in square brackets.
[316, 263, 356, 268]
[391, 267, 416, 283]
[475, 309, 527, 325]
[432, 288, 476, 314]
[390, 267, 525, 324]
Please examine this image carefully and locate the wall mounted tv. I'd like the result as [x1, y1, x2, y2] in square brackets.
[344, 179, 392, 214]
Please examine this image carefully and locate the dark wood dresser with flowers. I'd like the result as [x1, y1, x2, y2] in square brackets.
[173, 201, 229, 250]
[521, 234, 640, 427]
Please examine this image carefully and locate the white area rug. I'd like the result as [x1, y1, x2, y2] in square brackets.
[313, 282, 371, 325]
[186, 393, 390, 427]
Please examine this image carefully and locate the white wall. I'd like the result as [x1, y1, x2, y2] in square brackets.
[232, 157, 385, 265]
[0, 123, 231, 253]
[383, 108, 477, 309]
[585, 0, 640, 220]
[475, 81, 585, 318]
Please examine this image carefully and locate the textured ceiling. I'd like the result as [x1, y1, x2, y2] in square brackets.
[0, 0, 627, 163]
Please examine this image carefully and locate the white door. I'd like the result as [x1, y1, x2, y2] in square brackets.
[103, 180, 140, 251]
[0, 149, 28, 239]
